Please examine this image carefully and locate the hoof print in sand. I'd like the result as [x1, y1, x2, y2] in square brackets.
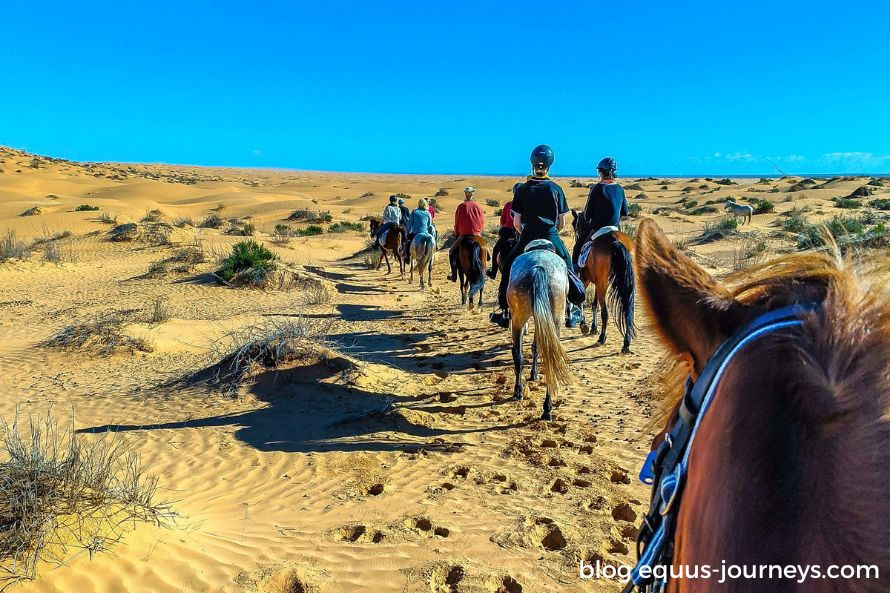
[332, 524, 386, 544]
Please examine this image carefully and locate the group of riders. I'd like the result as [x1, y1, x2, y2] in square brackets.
[372, 144, 628, 330]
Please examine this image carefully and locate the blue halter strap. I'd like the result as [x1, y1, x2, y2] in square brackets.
[624, 302, 819, 592]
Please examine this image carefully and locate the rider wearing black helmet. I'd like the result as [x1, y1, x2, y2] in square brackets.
[572, 156, 629, 268]
[490, 145, 586, 328]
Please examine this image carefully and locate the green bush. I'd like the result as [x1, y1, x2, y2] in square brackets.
[826, 214, 865, 236]
[782, 213, 809, 234]
[295, 225, 324, 237]
[217, 241, 276, 282]
[628, 203, 643, 218]
[288, 209, 332, 223]
[690, 206, 718, 215]
[328, 221, 364, 233]
[435, 188, 448, 197]
[869, 199, 890, 210]
[832, 197, 861, 209]
[486, 199, 500, 207]
[74, 204, 99, 212]
[752, 199, 775, 214]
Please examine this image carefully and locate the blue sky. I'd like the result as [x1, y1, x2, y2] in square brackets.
[1, 1, 888, 175]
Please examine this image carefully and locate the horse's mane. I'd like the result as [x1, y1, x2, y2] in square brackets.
[650, 244, 890, 431]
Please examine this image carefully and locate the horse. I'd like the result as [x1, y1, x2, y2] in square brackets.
[507, 241, 572, 421]
[368, 218, 404, 276]
[627, 218, 889, 592]
[456, 235, 488, 310]
[408, 232, 435, 290]
[570, 210, 636, 353]
[724, 199, 753, 224]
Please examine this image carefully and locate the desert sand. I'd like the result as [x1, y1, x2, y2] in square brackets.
[1, 146, 888, 592]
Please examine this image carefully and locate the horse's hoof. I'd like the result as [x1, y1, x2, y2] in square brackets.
[529, 373, 539, 382]
[540, 412, 553, 422]
[579, 322, 590, 335]
[621, 346, 632, 355]
[512, 393, 524, 401]
[597, 336, 607, 345]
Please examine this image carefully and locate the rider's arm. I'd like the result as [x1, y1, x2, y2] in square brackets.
[556, 212, 566, 231]
[513, 212, 523, 234]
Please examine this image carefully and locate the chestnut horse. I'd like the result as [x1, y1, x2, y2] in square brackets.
[456, 235, 488, 310]
[570, 210, 636, 353]
[368, 218, 404, 276]
[628, 218, 889, 592]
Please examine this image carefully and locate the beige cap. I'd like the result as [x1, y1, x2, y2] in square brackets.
[463, 186, 476, 193]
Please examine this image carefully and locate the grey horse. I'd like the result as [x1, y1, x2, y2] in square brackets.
[506, 240, 572, 421]
[408, 232, 436, 290]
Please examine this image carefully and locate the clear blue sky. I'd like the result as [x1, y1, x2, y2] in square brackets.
[2, 1, 888, 175]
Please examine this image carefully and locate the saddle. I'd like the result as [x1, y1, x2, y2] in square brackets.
[524, 239, 556, 253]
[577, 225, 620, 269]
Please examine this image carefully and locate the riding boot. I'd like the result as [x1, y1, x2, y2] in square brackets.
[565, 303, 584, 329]
[447, 244, 459, 282]
[567, 269, 586, 305]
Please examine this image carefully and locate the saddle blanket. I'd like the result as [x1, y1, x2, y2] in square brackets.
[577, 226, 620, 269]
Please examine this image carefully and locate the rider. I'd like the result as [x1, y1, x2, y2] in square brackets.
[572, 157, 628, 271]
[490, 145, 586, 329]
[374, 195, 408, 245]
[397, 197, 411, 228]
[447, 187, 485, 282]
[405, 197, 436, 257]
[486, 182, 521, 279]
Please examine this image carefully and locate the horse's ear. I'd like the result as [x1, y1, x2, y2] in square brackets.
[635, 219, 748, 373]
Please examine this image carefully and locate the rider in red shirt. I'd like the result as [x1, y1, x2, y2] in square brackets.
[487, 182, 521, 279]
[447, 187, 485, 281]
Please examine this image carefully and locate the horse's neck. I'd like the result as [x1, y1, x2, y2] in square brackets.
[675, 361, 888, 592]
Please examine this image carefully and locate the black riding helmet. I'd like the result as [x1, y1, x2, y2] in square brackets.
[389, 195, 398, 203]
[530, 145, 555, 170]
[596, 156, 617, 174]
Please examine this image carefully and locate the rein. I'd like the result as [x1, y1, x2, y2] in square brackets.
[624, 302, 818, 592]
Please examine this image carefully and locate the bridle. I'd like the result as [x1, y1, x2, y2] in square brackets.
[623, 302, 818, 592]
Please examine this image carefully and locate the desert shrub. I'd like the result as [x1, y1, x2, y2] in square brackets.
[486, 199, 500, 207]
[395, 193, 411, 201]
[173, 216, 194, 228]
[271, 224, 292, 245]
[435, 188, 449, 196]
[832, 197, 861, 209]
[199, 212, 226, 228]
[99, 212, 118, 225]
[217, 241, 276, 283]
[41, 238, 76, 264]
[364, 250, 382, 270]
[621, 223, 637, 240]
[781, 212, 809, 234]
[199, 317, 338, 396]
[227, 220, 256, 236]
[732, 236, 768, 271]
[493, 208, 503, 216]
[690, 206, 718, 215]
[628, 203, 643, 218]
[141, 209, 164, 222]
[328, 221, 364, 233]
[42, 311, 153, 355]
[869, 199, 890, 210]
[295, 225, 324, 237]
[20, 206, 41, 216]
[74, 204, 99, 211]
[714, 178, 736, 185]
[682, 200, 699, 209]
[0, 413, 172, 584]
[825, 214, 865, 236]
[288, 209, 332, 223]
[0, 231, 29, 261]
[148, 298, 171, 323]
[752, 199, 775, 214]
[360, 191, 374, 198]
[698, 217, 739, 242]
[144, 223, 172, 246]
[144, 245, 204, 277]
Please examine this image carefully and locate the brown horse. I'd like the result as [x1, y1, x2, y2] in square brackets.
[456, 235, 488, 310]
[368, 218, 404, 276]
[570, 210, 636, 353]
[630, 218, 889, 592]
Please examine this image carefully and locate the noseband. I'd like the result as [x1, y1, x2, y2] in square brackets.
[624, 303, 818, 592]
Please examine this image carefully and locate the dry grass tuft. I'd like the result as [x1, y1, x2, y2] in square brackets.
[42, 311, 154, 355]
[0, 412, 173, 585]
[200, 317, 339, 396]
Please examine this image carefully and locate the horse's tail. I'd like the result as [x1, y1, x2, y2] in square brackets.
[415, 234, 434, 269]
[607, 236, 636, 339]
[468, 240, 485, 296]
[530, 265, 571, 400]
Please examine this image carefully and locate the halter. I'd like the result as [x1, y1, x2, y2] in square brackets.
[623, 302, 818, 593]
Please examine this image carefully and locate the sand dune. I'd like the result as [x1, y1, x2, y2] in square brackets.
[1, 146, 888, 592]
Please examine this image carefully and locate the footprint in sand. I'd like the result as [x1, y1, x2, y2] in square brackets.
[332, 524, 386, 544]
